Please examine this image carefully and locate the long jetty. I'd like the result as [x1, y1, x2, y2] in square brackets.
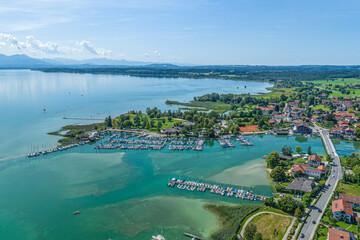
[183, 233, 207, 240]
[168, 178, 268, 202]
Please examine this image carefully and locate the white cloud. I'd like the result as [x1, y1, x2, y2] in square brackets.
[153, 49, 160, 57]
[0, 33, 111, 56]
[77, 40, 111, 56]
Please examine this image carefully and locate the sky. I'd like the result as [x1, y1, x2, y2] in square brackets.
[0, 0, 359, 65]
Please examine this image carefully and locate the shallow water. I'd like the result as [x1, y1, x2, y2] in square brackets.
[0, 135, 325, 240]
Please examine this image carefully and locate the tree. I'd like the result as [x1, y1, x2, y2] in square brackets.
[278, 195, 298, 214]
[282, 145, 293, 156]
[356, 125, 360, 138]
[267, 151, 280, 169]
[244, 223, 257, 240]
[207, 128, 215, 138]
[270, 166, 286, 182]
[264, 197, 276, 207]
[294, 207, 302, 219]
[254, 232, 263, 240]
[105, 115, 112, 128]
[295, 146, 302, 154]
[307, 146, 312, 155]
[157, 121, 162, 130]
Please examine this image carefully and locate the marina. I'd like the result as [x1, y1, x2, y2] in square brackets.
[168, 178, 268, 202]
[27, 140, 91, 157]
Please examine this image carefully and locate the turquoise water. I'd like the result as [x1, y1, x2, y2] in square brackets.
[0, 135, 325, 240]
[332, 139, 360, 156]
[0, 70, 326, 240]
[0, 70, 272, 161]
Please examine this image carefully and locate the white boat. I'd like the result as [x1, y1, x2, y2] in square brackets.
[152, 235, 166, 240]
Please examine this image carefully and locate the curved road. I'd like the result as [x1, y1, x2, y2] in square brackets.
[240, 211, 296, 240]
[297, 126, 343, 239]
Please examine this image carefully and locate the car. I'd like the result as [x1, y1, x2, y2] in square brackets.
[300, 233, 305, 238]
[328, 184, 331, 187]
[312, 220, 316, 224]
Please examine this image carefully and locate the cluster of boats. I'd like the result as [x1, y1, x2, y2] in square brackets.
[95, 143, 164, 150]
[96, 135, 206, 152]
[168, 178, 267, 202]
[217, 139, 235, 148]
[27, 140, 91, 157]
[236, 136, 253, 146]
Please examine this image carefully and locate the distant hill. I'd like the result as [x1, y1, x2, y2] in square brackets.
[43, 57, 151, 66]
[0, 54, 53, 68]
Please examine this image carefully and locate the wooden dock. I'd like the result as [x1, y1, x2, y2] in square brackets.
[184, 233, 207, 240]
[63, 117, 103, 121]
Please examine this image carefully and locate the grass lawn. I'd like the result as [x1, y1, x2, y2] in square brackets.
[337, 181, 360, 196]
[306, 78, 360, 86]
[239, 207, 290, 233]
[312, 105, 330, 111]
[114, 113, 183, 132]
[249, 213, 292, 240]
[166, 100, 232, 113]
[255, 87, 295, 99]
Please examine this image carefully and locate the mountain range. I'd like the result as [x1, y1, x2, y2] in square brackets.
[0, 54, 170, 68]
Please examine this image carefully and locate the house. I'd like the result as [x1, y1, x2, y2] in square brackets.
[274, 128, 289, 135]
[274, 115, 286, 123]
[332, 199, 355, 223]
[308, 155, 322, 167]
[339, 194, 360, 208]
[293, 123, 312, 135]
[160, 127, 183, 135]
[311, 115, 322, 122]
[328, 228, 355, 240]
[285, 177, 315, 193]
[330, 128, 343, 138]
[345, 128, 356, 138]
[290, 164, 327, 178]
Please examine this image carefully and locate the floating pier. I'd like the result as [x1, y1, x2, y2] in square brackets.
[168, 178, 267, 202]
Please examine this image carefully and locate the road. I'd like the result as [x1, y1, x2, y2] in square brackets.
[297, 126, 343, 239]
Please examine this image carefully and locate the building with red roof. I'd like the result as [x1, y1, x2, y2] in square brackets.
[332, 199, 355, 223]
[289, 164, 327, 178]
[239, 125, 259, 132]
[308, 155, 322, 167]
[339, 193, 360, 208]
[328, 228, 354, 240]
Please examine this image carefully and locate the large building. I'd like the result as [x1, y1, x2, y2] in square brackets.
[289, 164, 327, 178]
[339, 193, 360, 208]
[293, 123, 312, 135]
[332, 199, 355, 223]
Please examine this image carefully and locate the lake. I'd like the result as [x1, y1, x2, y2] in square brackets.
[0, 70, 326, 240]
